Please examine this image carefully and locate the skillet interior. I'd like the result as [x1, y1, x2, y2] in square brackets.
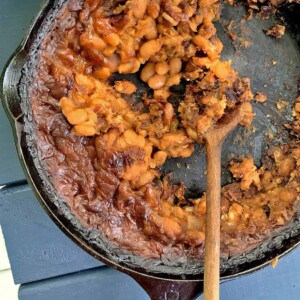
[1, 0, 300, 281]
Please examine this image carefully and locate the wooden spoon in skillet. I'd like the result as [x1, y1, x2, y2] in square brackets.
[203, 102, 247, 300]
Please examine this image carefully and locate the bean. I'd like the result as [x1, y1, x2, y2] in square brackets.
[186, 230, 205, 245]
[74, 123, 97, 136]
[140, 62, 156, 82]
[56, 48, 76, 65]
[75, 74, 95, 90]
[110, 98, 127, 112]
[163, 102, 174, 125]
[93, 17, 114, 36]
[115, 136, 128, 149]
[145, 18, 158, 40]
[161, 201, 173, 217]
[162, 36, 184, 46]
[79, 33, 106, 51]
[173, 206, 184, 219]
[161, 132, 186, 146]
[145, 186, 159, 208]
[187, 215, 202, 230]
[86, 0, 102, 11]
[114, 80, 137, 95]
[199, 0, 218, 8]
[138, 171, 155, 186]
[123, 129, 145, 147]
[147, 0, 160, 19]
[195, 14, 203, 25]
[273, 149, 284, 162]
[103, 53, 121, 73]
[239, 102, 253, 128]
[94, 67, 111, 80]
[67, 109, 88, 125]
[279, 189, 296, 202]
[292, 148, 300, 159]
[196, 199, 206, 215]
[104, 33, 120, 46]
[169, 118, 179, 132]
[133, 0, 148, 19]
[60, 97, 76, 115]
[186, 127, 198, 140]
[153, 151, 168, 166]
[165, 74, 181, 87]
[278, 157, 295, 176]
[169, 58, 182, 75]
[188, 20, 197, 32]
[106, 129, 119, 147]
[155, 62, 169, 75]
[118, 62, 133, 74]
[148, 74, 167, 90]
[161, 217, 181, 238]
[196, 115, 212, 134]
[140, 39, 162, 59]
[172, 0, 182, 5]
[211, 61, 236, 81]
[157, 24, 166, 34]
[86, 108, 98, 123]
[186, 5, 196, 17]
[179, 146, 194, 158]
[132, 59, 141, 73]
[118, 59, 140, 74]
[201, 95, 217, 105]
[102, 46, 116, 57]
[276, 217, 285, 225]
[154, 89, 170, 100]
[193, 57, 212, 68]
[123, 111, 136, 124]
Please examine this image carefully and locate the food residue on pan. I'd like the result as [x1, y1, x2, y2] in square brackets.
[276, 99, 288, 110]
[254, 92, 268, 103]
[265, 24, 286, 38]
[271, 256, 279, 268]
[30, 0, 300, 260]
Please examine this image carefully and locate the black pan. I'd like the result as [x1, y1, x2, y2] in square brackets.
[1, 1, 300, 299]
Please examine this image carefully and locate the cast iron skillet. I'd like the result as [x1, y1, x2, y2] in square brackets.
[1, 0, 300, 299]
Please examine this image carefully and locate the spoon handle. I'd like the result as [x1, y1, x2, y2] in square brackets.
[204, 142, 222, 300]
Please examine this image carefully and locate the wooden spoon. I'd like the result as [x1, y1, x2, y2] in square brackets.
[203, 103, 247, 300]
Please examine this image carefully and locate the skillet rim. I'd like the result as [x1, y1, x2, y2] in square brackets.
[1, 0, 299, 282]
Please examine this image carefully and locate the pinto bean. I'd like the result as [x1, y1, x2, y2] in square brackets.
[67, 109, 88, 125]
[139, 39, 162, 59]
[133, 0, 148, 19]
[148, 74, 167, 90]
[169, 57, 182, 75]
[140, 62, 156, 82]
[165, 74, 181, 87]
[155, 62, 169, 75]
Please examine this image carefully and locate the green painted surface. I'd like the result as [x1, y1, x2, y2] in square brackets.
[0, 0, 43, 185]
